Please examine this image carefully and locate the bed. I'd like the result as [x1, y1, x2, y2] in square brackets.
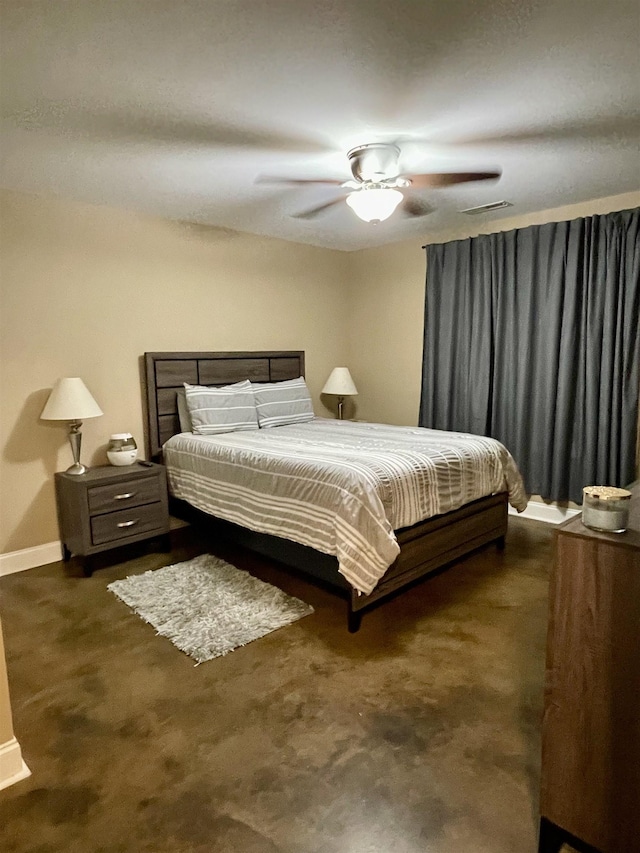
[143, 351, 527, 630]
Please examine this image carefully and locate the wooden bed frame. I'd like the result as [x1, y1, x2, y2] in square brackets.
[143, 351, 508, 631]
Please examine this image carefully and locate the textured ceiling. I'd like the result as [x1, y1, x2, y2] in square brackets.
[1, 0, 639, 250]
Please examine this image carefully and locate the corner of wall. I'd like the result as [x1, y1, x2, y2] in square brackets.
[0, 619, 30, 791]
[0, 738, 31, 792]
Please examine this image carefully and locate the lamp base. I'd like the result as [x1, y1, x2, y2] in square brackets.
[65, 462, 87, 476]
[67, 420, 87, 475]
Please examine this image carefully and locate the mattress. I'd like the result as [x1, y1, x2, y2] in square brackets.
[163, 418, 527, 595]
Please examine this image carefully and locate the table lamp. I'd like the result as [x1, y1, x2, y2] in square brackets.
[40, 377, 103, 475]
[322, 367, 358, 420]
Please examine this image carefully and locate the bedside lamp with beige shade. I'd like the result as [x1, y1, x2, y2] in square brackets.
[40, 377, 103, 475]
[322, 367, 358, 420]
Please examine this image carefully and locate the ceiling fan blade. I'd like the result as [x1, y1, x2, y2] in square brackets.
[401, 196, 433, 217]
[291, 197, 345, 219]
[256, 175, 345, 185]
[407, 171, 501, 188]
[452, 113, 640, 147]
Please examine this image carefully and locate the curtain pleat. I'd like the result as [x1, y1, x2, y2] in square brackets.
[419, 208, 640, 503]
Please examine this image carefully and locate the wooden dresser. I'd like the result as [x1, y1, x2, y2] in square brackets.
[539, 481, 640, 853]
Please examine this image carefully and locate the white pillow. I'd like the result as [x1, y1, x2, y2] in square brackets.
[250, 377, 314, 429]
[184, 380, 259, 435]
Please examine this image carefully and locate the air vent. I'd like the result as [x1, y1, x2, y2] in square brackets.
[460, 200, 513, 215]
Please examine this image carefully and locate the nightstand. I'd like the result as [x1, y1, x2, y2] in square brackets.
[54, 462, 170, 575]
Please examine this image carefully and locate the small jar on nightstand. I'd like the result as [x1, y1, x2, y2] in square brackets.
[106, 433, 138, 466]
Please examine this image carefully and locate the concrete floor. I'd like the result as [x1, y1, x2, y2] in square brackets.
[0, 517, 556, 853]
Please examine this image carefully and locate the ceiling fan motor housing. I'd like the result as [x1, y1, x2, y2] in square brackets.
[347, 143, 401, 183]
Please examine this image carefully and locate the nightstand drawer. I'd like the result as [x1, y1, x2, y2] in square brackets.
[90, 502, 166, 546]
[88, 475, 161, 514]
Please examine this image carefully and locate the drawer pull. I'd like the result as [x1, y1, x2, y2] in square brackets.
[117, 519, 139, 528]
[114, 492, 135, 501]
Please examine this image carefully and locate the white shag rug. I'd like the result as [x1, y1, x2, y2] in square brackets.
[107, 554, 314, 663]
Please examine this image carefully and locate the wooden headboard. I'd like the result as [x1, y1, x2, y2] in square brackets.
[143, 350, 305, 460]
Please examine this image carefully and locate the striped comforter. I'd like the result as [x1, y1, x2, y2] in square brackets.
[163, 418, 527, 595]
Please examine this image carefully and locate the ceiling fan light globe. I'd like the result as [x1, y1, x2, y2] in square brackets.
[346, 187, 403, 223]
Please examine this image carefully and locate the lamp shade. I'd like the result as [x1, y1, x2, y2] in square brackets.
[322, 367, 358, 397]
[346, 187, 403, 223]
[40, 378, 103, 421]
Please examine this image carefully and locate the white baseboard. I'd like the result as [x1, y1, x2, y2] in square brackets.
[0, 737, 31, 792]
[0, 542, 62, 577]
[509, 501, 581, 525]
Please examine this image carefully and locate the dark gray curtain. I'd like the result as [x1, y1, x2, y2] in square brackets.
[419, 208, 640, 503]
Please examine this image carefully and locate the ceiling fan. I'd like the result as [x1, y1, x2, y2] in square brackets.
[257, 142, 501, 223]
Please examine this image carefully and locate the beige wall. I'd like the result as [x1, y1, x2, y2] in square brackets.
[0, 618, 14, 746]
[0, 615, 28, 791]
[346, 190, 640, 427]
[1, 189, 639, 554]
[0, 190, 351, 553]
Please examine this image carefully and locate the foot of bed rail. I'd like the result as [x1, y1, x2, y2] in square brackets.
[348, 609, 362, 633]
[537, 818, 566, 853]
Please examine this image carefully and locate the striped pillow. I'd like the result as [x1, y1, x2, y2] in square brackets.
[251, 377, 314, 429]
[184, 380, 258, 435]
